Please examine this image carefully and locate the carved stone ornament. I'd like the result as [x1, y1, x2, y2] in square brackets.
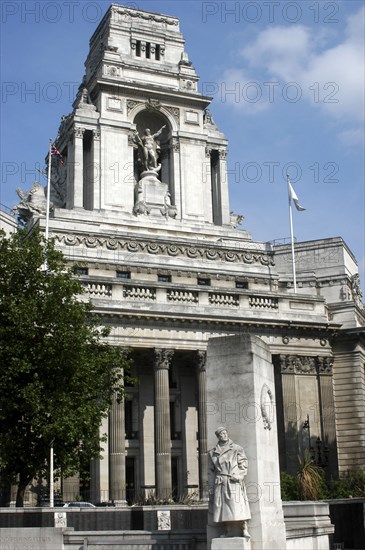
[164, 105, 180, 124]
[317, 357, 333, 375]
[154, 348, 174, 370]
[12, 181, 49, 222]
[260, 384, 274, 430]
[74, 127, 85, 139]
[127, 99, 142, 114]
[196, 350, 206, 372]
[114, 7, 179, 26]
[279, 355, 333, 375]
[230, 212, 244, 228]
[55, 233, 275, 267]
[350, 274, 364, 307]
[146, 98, 162, 111]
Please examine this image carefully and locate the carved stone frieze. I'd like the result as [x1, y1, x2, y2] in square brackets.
[55, 233, 275, 267]
[279, 355, 333, 375]
[114, 7, 178, 26]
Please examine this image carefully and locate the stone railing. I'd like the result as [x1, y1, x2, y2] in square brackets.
[81, 280, 328, 321]
[123, 286, 156, 301]
[209, 292, 239, 307]
[249, 295, 279, 309]
[167, 289, 199, 304]
[83, 282, 112, 297]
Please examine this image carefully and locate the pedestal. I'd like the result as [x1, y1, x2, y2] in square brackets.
[206, 334, 287, 550]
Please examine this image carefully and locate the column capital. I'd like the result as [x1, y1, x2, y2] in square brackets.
[154, 348, 174, 370]
[195, 350, 206, 372]
[92, 128, 100, 140]
[74, 126, 85, 138]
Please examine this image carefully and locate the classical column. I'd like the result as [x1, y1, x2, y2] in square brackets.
[92, 128, 101, 210]
[195, 350, 208, 501]
[218, 148, 230, 225]
[154, 348, 173, 499]
[109, 390, 127, 506]
[73, 126, 84, 208]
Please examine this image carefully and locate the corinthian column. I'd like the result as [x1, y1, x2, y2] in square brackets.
[109, 389, 127, 506]
[196, 350, 208, 501]
[73, 127, 84, 208]
[154, 348, 173, 499]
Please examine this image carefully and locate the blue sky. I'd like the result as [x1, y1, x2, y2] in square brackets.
[1, 0, 364, 286]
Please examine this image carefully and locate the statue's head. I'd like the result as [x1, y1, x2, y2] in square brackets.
[145, 128, 151, 135]
[215, 426, 229, 443]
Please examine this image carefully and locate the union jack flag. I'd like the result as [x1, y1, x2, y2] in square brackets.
[51, 144, 64, 165]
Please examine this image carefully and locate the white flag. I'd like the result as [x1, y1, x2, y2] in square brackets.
[288, 180, 306, 211]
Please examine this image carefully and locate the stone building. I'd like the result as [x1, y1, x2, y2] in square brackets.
[22, 4, 364, 504]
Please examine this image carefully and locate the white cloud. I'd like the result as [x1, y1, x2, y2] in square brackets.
[225, 6, 365, 134]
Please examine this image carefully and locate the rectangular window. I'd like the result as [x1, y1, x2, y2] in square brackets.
[136, 40, 141, 57]
[146, 42, 151, 59]
[74, 267, 88, 276]
[158, 274, 171, 283]
[197, 277, 211, 286]
[117, 271, 131, 279]
[236, 280, 248, 289]
[125, 400, 133, 437]
[155, 44, 160, 61]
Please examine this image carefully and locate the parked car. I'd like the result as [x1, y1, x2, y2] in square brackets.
[63, 501, 96, 508]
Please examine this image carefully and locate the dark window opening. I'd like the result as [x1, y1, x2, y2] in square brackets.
[146, 42, 151, 59]
[171, 457, 179, 501]
[158, 274, 171, 283]
[155, 44, 160, 61]
[126, 457, 135, 505]
[74, 267, 88, 276]
[136, 40, 141, 57]
[117, 271, 131, 279]
[197, 277, 211, 286]
[125, 400, 133, 437]
[236, 280, 248, 289]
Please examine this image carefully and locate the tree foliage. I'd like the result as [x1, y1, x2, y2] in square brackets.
[0, 228, 131, 506]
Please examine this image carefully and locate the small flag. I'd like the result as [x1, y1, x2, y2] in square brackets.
[288, 179, 305, 211]
[51, 144, 64, 165]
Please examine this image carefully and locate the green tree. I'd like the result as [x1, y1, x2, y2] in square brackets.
[0, 228, 131, 506]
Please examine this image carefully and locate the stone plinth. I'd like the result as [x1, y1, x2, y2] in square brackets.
[211, 537, 251, 549]
[206, 334, 287, 550]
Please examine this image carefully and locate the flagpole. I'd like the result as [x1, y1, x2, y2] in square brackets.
[287, 175, 297, 293]
[45, 138, 52, 243]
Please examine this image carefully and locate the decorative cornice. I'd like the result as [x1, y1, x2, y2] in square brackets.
[55, 233, 275, 267]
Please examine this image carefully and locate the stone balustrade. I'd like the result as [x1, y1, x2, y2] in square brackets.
[79, 279, 328, 321]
